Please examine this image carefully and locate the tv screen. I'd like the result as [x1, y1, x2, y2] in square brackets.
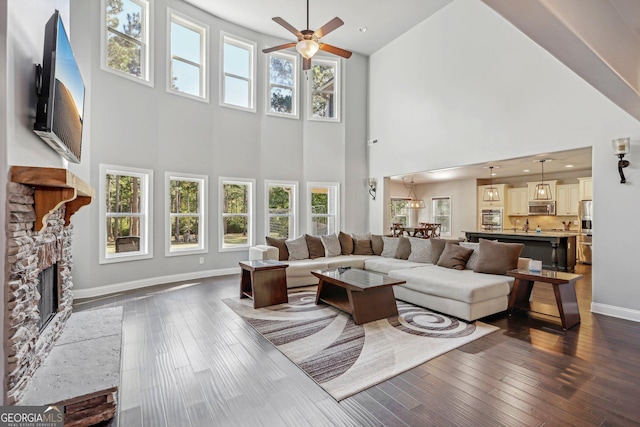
[34, 10, 85, 163]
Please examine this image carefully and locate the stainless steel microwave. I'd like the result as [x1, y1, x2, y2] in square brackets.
[528, 201, 556, 215]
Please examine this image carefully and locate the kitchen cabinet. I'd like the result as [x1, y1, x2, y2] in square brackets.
[578, 177, 592, 200]
[478, 184, 507, 208]
[556, 184, 579, 216]
[527, 180, 557, 202]
[507, 187, 528, 216]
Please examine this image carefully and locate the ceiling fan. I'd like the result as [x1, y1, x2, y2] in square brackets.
[262, 0, 353, 70]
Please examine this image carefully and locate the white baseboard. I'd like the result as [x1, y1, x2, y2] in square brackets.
[591, 302, 640, 323]
[71, 267, 240, 299]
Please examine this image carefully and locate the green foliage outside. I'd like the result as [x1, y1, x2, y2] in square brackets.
[106, 0, 142, 77]
[310, 64, 335, 118]
[170, 180, 200, 244]
[268, 186, 292, 238]
[224, 183, 248, 235]
[270, 56, 293, 113]
[105, 174, 140, 242]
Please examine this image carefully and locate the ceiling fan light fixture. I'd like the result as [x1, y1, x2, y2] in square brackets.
[296, 38, 319, 59]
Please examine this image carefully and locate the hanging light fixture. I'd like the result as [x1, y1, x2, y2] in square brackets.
[534, 159, 552, 200]
[483, 166, 500, 202]
[403, 178, 426, 209]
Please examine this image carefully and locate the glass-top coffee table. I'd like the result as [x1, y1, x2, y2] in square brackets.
[311, 268, 405, 325]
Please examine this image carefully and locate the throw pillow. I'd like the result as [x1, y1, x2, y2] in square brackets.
[395, 236, 411, 260]
[381, 236, 399, 258]
[338, 231, 354, 255]
[371, 235, 384, 256]
[353, 239, 375, 255]
[265, 236, 289, 261]
[351, 232, 371, 241]
[437, 243, 474, 270]
[460, 242, 480, 270]
[430, 238, 460, 264]
[285, 235, 309, 260]
[305, 234, 325, 259]
[473, 238, 524, 275]
[408, 237, 432, 263]
[321, 234, 342, 257]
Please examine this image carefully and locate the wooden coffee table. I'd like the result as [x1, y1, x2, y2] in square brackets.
[311, 268, 405, 325]
[239, 260, 289, 308]
[507, 268, 583, 330]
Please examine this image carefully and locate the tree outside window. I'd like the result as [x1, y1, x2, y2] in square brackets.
[220, 178, 254, 250]
[308, 183, 339, 236]
[390, 198, 410, 228]
[267, 52, 297, 117]
[104, 0, 151, 83]
[100, 165, 152, 263]
[167, 173, 207, 256]
[309, 59, 339, 121]
[267, 181, 297, 238]
[432, 196, 452, 237]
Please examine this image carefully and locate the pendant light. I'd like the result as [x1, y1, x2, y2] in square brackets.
[534, 159, 552, 200]
[482, 166, 500, 202]
[403, 178, 426, 209]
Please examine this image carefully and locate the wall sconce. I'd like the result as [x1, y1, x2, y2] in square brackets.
[368, 178, 377, 200]
[613, 138, 630, 183]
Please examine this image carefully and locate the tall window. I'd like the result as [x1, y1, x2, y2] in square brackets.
[221, 33, 256, 111]
[432, 196, 452, 237]
[102, 0, 153, 85]
[165, 173, 207, 256]
[267, 52, 298, 118]
[167, 9, 208, 101]
[99, 165, 153, 263]
[307, 182, 339, 236]
[220, 178, 254, 250]
[266, 181, 297, 239]
[390, 198, 410, 227]
[308, 58, 340, 121]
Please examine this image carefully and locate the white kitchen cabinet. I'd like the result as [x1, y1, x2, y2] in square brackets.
[556, 184, 579, 216]
[507, 187, 528, 216]
[578, 177, 592, 200]
[477, 184, 506, 208]
[527, 180, 557, 202]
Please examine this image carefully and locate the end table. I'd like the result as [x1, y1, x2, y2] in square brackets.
[239, 260, 289, 308]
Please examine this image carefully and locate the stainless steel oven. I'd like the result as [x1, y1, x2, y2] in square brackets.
[481, 209, 503, 231]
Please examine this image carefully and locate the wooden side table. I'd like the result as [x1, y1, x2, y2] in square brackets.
[239, 260, 289, 308]
[506, 269, 583, 330]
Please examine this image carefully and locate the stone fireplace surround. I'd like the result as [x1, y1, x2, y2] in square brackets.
[5, 167, 94, 405]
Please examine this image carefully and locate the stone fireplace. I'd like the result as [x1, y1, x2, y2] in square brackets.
[5, 167, 93, 405]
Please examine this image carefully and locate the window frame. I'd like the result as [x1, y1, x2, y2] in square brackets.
[390, 197, 411, 229]
[265, 180, 298, 239]
[166, 8, 209, 102]
[100, 0, 154, 87]
[306, 182, 340, 236]
[219, 177, 255, 252]
[99, 164, 153, 264]
[219, 32, 257, 113]
[165, 172, 208, 257]
[307, 57, 340, 122]
[265, 51, 299, 119]
[431, 196, 452, 237]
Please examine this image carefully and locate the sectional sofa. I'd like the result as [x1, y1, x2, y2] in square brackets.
[249, 233, 527, 321]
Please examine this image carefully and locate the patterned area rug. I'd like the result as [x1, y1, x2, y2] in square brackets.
[223, 289, 499, 401]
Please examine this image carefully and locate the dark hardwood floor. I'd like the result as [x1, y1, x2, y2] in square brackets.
[76, 264, 640, 426]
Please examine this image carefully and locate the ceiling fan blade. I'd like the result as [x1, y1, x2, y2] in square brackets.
[262, 43, 297, 54]
[319, 43, 353, 59]
[302, 57, 312, 71]
[314, 17, 344, 39]
[272, 17, 302, 37]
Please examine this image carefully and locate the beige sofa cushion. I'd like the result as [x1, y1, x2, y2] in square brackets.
[321, 234, 342, 257]
[286, 235, 309, 260]
[287, 259, 329, 277]
[365, 257, 424, 274]
[326, 255, 371, 270]
[407, 237, 432, 263]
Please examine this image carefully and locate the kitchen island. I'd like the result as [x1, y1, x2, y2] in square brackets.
[465, 230, 577, 272]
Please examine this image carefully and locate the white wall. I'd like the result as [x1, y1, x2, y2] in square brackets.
[415, 179, 477, 239]
[69, 0, 368, 294]
[369, 0, 640, 319]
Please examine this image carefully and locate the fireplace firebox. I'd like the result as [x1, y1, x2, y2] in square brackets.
[37, 263, 59, 331]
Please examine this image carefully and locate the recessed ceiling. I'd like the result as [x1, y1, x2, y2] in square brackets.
[390, 147, 592, 184]
[182, 0, 453, 56]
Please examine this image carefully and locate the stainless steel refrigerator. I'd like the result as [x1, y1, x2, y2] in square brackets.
[578, 200, 592, 264]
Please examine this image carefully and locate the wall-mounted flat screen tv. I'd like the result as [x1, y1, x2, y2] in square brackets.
[34, 10, 85, 163]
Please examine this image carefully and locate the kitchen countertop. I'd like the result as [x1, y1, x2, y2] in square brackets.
[465, 230, 580, 238]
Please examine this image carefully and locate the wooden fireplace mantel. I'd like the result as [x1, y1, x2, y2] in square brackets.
[10, 166, 95, 232]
